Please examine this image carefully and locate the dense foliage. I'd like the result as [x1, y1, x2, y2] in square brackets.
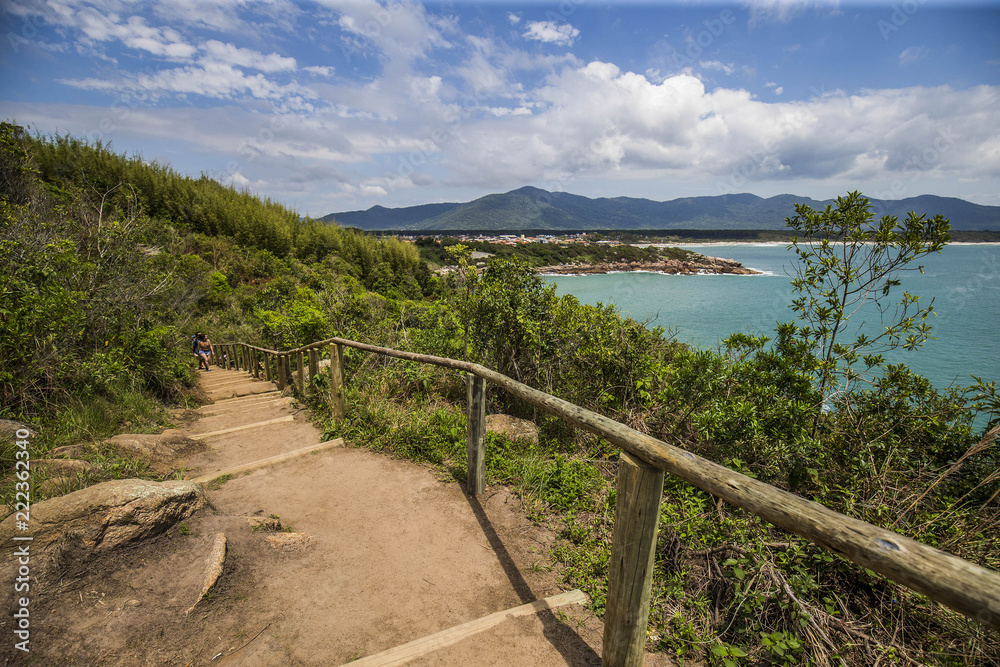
[3, 121, 999, 666]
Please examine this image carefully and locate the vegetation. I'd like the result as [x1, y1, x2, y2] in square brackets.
[3, 121, 999, 665]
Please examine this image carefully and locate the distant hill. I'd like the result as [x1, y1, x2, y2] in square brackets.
[321, 187, 1000, 231]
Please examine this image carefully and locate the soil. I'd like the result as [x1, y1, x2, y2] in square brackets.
[1, 369, 676, 666]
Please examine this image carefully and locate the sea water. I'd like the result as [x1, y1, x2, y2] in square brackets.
[543, 244, 1000, 390]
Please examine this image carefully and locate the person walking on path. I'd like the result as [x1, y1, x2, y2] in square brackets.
[193, 332, 214, 371]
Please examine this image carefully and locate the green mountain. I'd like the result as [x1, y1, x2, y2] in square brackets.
[322, 187, 1000, 231]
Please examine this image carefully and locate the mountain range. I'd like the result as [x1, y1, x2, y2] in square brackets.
[321, 187, 1000, 232]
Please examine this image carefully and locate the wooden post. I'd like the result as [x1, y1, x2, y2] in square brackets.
[239, 345, 246, 371]
[263, 352, 272, 382]
[277, 354, 288, 390]
[252, 350, 260, 379]
[296, 351, 305, 394]
[466, 373, 487, 495]
[308, 348, 319, 383]
[329, 343, 346, 420]
[603, 452, 665, 667]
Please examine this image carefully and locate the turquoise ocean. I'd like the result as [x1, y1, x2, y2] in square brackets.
[543, 244, 1000, 391]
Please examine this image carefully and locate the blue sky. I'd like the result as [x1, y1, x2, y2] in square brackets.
[1, 0, 998, 216]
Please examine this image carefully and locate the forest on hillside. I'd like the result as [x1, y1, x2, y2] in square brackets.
[2, 122, 998, 666]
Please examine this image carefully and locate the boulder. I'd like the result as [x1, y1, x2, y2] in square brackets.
[0, 479, 206, 561]
[34, 458, 96, 476]
[485, 414, 540, 444]
[106, 431, 205, 466]
[0, 419, 36, 442]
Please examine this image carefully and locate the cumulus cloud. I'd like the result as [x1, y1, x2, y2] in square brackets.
[507, 12, 521, 25]
[522, 21, 580, 47]
[436, 62, 1000, 196]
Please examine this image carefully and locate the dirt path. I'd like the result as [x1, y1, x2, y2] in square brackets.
[12, 368, 679, 665]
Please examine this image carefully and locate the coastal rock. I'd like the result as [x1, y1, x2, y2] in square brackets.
[536, 255, 758, 275]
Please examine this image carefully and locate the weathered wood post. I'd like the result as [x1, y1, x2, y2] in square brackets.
[603, 452, 665, 667]
[263, 351, 272, 382]
[220, 345, 228, 369]
[329, 343, 346, 420]
[239, 345, 246, 371]
[296, 351, 305, 394]
[253, 349, 261, 379]
[308, 347, 319, 383]
[277, 353, 288, 390]
[466, 373, 487, 495]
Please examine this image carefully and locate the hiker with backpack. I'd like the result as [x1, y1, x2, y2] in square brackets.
[192, 332, 214, 371]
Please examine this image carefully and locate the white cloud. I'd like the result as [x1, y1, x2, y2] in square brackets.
[304, 65, 335, 78]
[322, 0, 452, 69]
[507, 12, 521, 25]
[522, 21, 580, 47]
[360, 184, 388, 196]
[765, 81, 784, 95]
[59, 63, 317, 109]
[899, 46, 930, 65]
[743, 0, 841, 26]
[434, 61, 1000, 196]
[200, 40, 296, 73]
[701, 60, 735, 74]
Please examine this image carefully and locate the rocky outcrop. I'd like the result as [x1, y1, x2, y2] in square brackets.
[536, 255, 759, 275]
[0, 479, 205, 579]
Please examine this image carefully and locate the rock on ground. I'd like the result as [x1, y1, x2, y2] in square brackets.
[0, 478, 205, 580]
[105, 432, 206, 470]
[486, 414, 540, 444]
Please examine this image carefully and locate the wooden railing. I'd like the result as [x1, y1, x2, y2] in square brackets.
[215, 338, 1000, 665]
